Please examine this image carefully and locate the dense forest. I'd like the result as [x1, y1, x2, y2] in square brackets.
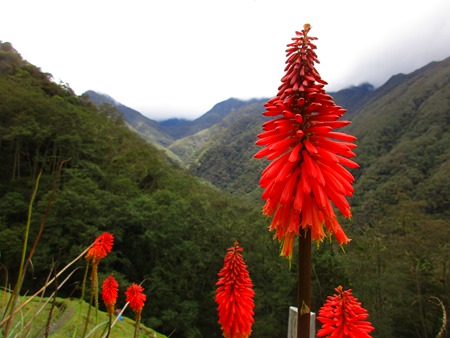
[182, 57, 450, 337]
[1, 40, 449, 338]
[0, 41, 299, 337]
[184, 58, 450, 337]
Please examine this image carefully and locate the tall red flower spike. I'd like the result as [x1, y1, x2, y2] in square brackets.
[101, 275, 119, 315]
[215, 241, 255, 338]
[125, 283, 147, 314]
[86, 232, 114, 264]
[317, 286, 375, 337]
[254, 24, 358, 258]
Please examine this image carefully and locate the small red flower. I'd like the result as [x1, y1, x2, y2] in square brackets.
[317, 286, 374, 338]
[86, 232, 114, 263]
[254, 24, 358, 258]
[101, 275, 119, 315]
[125, 283, 147, 314]
[215, 241, 255, 338]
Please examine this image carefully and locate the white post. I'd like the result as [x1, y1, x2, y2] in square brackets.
[287, 306, 316, 338]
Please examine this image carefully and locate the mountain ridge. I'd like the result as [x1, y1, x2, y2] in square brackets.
[84, 82, 375, 161]
[167, 56, 450, 206]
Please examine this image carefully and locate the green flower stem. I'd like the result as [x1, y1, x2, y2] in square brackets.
[2, 171, 41, 336]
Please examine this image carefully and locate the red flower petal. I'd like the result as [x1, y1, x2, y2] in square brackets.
[254, 24, 358, 257]
[215, 242, 255, 338]
[317, 286, 375, 337]
[86, 232, 114, 263]
[101, 275, 119, 315]
[125, 283, 147, 313]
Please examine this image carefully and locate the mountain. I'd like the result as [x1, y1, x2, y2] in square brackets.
[84, 89, 174, 148]
[181, 56, 450, 337]
[181, 58, 450, 207]
[2, 40, 449, 337]
[347, 56, 450, 219]
[166, 82, 376, 197]
[331, 82, 375, 118]
[166, 98, 268, 168]
[85, 84, 374, 168]
[159, 97, 261, 139]
[0, 41, 297, 337]
[84, 92, 267, 164]
[84, 57, 450, 225]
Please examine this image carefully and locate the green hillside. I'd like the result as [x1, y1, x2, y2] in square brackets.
[1, 40, 448, 338]
[172, 57, 450, 337]
[0, 290, 166, 337]
[0, 41, 299, 337]
[348, 57, 450, 220]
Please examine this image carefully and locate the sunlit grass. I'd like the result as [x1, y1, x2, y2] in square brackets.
[0, 290, 166, 338]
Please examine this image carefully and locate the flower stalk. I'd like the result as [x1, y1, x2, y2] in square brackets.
[83, 232, 114, 337]
[101, 275, 119, 338]
[297, 229, 312, 338]
[254, 24, 358, 338]
[215, 241, 255, 338]
[125, 283, 147, 338]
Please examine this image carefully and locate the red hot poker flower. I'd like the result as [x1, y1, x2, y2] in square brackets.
[215, 241, 255, 338]
[317, 286, 375, 338]
[254, 24, 358, 258]
[125, 283, 147, 314]
[101, 275, 119, 315]
[86, 232, 114, 264]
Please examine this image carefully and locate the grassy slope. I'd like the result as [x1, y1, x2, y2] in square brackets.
[0, 291, 167, 338]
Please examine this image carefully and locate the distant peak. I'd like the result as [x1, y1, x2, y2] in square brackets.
[83, 90, 119, 106]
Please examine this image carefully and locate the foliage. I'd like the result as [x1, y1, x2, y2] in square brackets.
[0, 290, 165, 338]
[1, 40, 449, 337]
[0, 42, 297, 337]
[166, 55, 450, 336]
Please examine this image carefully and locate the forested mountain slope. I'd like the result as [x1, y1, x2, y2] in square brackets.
[189, 57, 450, 208]
[180, 56, 450, 336]
[343, 58, 450, 337]
[159, 98, 262, 139]
[167, 98, 267, 168]
[86, 84, 374, 169]
[84, 89, 175, 148]
[0, 41, 297, 337]
[348, 56, 450, 220]
[1, 40, 448, 337]
[87, 53, 449, 337]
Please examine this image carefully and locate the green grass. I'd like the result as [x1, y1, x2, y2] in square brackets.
[1, 290, 167, 338]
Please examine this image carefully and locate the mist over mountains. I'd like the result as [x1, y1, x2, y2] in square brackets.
[84, 81, 375, 156]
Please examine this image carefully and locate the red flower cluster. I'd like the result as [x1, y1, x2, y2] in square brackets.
[254, 24, 358, 258]
[101, 275, 119, 315]
[317, 286, 374, 338]
[215, 242, 255, 338]
[86, 232, 114, 264]
[125, 283, 147, 314]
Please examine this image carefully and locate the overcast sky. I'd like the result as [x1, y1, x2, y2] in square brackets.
[2, 0, 450, 120]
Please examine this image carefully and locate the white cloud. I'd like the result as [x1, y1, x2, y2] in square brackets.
[2, 0, 450, 120]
